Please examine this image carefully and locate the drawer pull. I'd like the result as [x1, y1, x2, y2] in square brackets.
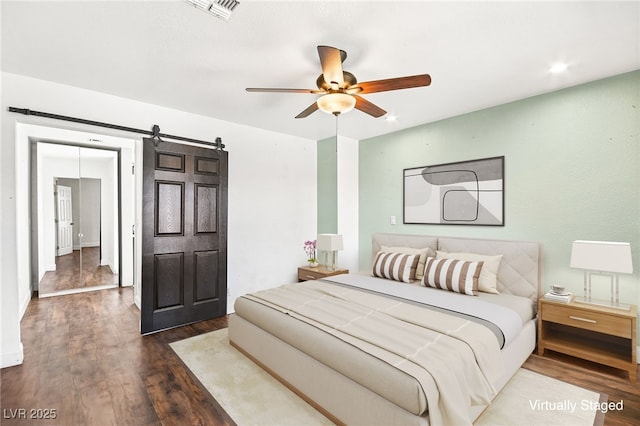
[569, 315, 597, 324]
[305, 275, 317, 279]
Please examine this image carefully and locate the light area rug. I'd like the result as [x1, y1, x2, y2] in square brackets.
[170, 328, 604, 426]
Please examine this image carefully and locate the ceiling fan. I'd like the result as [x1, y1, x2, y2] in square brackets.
[246, 45, 431, 118]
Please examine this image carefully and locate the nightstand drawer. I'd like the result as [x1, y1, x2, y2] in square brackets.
[298, 269, 326, 281]
[541, 304, 632, 338]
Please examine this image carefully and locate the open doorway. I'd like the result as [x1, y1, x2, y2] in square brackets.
[22, 125, 139, 304]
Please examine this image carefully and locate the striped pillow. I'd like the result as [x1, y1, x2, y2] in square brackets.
[372, 252, 420, 283]
[381, 245, 433, 280]
[422, 257, 483, 296]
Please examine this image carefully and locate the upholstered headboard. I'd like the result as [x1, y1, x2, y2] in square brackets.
[372, 233, 542, 304]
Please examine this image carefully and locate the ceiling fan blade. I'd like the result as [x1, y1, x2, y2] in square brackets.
[246, 88, 323, 94]
[295, 102, 319, 119]
[353, 95, 386, 118]
[356, 74, 431, 94]
[317, 45, 344, 87]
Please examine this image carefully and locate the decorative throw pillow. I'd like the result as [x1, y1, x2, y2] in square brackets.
[372, 252, 420, 283]
[380, 245, 433, 280]
[422, 257, 483, 296]
[435, 251, 502, 294]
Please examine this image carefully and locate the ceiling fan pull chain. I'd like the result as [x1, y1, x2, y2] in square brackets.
[335, 113, 340, 152]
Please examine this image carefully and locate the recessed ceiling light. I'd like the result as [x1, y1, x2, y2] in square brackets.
[549, 63, 568, 74]
[385, 115, 397, 123]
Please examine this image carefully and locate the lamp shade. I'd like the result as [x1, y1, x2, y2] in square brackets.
[570, 240, 633, 273]
[316, 93, 356, 115]
[317, 234, 344, 251]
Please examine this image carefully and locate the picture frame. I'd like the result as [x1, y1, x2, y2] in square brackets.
[403, 156, 504, 226]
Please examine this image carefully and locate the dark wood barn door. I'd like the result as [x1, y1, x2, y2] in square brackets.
[141, 138, 228, 334]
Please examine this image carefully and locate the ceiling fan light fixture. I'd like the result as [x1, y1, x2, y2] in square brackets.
[317, 93, 356, 116]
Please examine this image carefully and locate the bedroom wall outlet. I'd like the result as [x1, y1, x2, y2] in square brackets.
[390, 215, 396, 225]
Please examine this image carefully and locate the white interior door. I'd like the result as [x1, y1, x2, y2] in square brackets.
[56, 184, 74, 256]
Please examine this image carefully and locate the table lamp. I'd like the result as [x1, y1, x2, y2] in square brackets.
[317, 234, 344, 271]
[570, 240, 633, 310]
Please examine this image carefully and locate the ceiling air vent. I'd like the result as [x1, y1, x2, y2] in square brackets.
[185, 0, 240, 22]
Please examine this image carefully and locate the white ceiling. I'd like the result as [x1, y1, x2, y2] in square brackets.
[2, 1, 639, 141]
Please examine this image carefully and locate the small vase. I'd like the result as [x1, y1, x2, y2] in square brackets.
[308, 261, 319, 268]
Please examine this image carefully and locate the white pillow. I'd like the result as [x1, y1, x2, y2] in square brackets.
[381, 245, 433, 280]
[435, 250, 502, 294]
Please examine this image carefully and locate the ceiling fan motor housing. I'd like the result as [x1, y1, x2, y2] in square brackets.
[316, 71, 358, 92]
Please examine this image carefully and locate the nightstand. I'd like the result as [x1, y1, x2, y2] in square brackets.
[538, 298, 637, 383]
[297, 266, 349, 282]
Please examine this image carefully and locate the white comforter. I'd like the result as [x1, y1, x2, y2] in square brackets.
[243, 279, 505, 425]
[323, 273, 526, 347]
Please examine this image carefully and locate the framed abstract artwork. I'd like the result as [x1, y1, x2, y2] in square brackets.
[403, 156, 504, 226]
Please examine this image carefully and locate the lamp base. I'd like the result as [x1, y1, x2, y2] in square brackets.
[573, 296, 631, 311]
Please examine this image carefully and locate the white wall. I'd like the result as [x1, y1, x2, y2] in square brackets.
[0, 4, 14, 369]
[1, 72, 317, 368]
[78, 178, 101, 248]
[337, 135, 359, 272]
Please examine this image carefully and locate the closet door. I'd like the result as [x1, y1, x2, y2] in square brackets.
[141, 139, 228, 334]
[38, 143, 120, 296]
[41, 145, 83, 295]
[78, 147, 119, 290]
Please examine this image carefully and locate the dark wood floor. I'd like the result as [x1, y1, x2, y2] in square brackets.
[1, 288, 232, 426]
[39, 247, 118, 294]
[523, 353, 640, 426]
[2, 287, 639, 425]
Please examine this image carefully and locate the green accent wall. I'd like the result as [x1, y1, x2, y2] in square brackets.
[317, 136, 337, 233]
[359, 71, 639, 308]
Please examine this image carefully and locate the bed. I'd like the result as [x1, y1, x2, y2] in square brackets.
[229, 233, 541, 425]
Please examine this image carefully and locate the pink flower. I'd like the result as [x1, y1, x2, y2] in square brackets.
[304, 239, 317, 261]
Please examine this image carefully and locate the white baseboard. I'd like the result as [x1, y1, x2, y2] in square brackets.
[100, 260, 118, 274]
[1, 343, 24, 369]
[18, 290, 31, 321]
